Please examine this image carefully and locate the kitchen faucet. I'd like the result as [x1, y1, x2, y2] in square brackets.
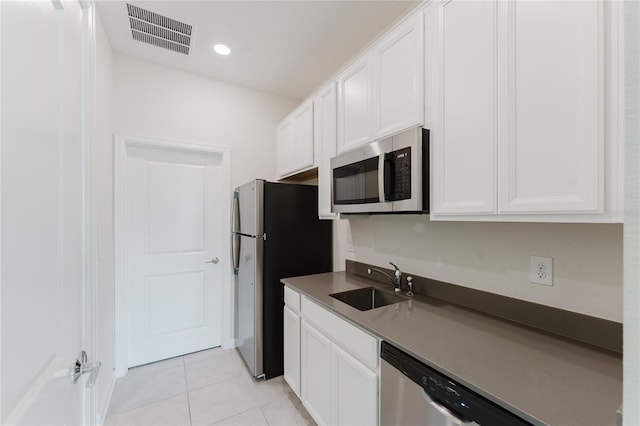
[368, 262, 402, 293]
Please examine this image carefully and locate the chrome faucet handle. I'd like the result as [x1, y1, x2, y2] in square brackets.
[389, 262, 401, 279]
[406, 276, 414, 297]
[389, 262, 402, 292]
[368, 266, 400, 292]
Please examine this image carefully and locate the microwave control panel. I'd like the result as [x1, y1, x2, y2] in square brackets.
[391, 147, 411, 200]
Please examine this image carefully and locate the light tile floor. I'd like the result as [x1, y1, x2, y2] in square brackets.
[105, 348, 315, 426]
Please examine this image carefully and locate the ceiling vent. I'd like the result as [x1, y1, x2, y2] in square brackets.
[126, 4, 192, 55]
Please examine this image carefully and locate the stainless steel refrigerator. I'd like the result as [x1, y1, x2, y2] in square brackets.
[232, 179, 332, 379]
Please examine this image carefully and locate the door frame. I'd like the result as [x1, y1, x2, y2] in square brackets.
[83, 1, 99, 423]
[114, 135, 232, 376]
[1, 3, 5, 420]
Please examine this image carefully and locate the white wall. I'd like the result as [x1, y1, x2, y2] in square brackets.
[109, 52, 297, 368]
[337, 217, 623, 322]
[95, 11, 116, 424]
[112, 55, 299, 188]
[624, 1, 640, 424]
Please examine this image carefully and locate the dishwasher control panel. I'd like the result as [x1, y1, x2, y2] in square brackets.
[380, 341, 533, 426]
[423, 374, 469, 415]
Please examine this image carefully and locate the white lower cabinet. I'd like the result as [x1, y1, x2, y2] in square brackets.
[297, 295, 380, 426]
[300, 321, 333, 425]
[284, 288, 380, 425]
[283, 306, 301, 397]
[300, 319, 379, 426]
[332, 344, 378, 426]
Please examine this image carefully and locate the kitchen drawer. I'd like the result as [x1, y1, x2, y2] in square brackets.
[284, 286, 301, 313]
[301, 296, 379, 370]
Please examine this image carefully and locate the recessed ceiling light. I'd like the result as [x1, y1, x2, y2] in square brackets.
[213, 44, 231, 56]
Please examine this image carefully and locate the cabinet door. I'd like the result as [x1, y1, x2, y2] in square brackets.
[427, 0, 498, 216]
[337, 54, 373, 153]
[283, 306, 301, 397]
[301, 321, 332, 426]
[332, 344, 378, 426]
[314, 82, 338, 219]
[373, 13, 424, 139]
[277, 118, 295, 177]
[294, 99, 314, 171]
[497, 1, 604, 214]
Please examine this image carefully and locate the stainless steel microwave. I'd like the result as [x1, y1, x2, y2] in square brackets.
[330, 127, 429, 214]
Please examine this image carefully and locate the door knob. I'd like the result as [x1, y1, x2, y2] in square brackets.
[70, 351, 101, 388]
[206, 257, 219, 264]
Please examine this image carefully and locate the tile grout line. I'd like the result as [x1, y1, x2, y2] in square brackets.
[106, 361, 188, 419]
[260, 405, 272, 426]
[114, 349, 303, 425]
[183, 357, 194, 426]
[214, 406, 264, 425]
[109, 352, 227, 423]
[105, 390, 188, 421]
[243, 371, 273, 425]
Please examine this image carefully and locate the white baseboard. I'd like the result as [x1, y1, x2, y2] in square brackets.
[222, 339, 236, 349]
[114, 365, 127, 378]
[96, 374, 116, 426]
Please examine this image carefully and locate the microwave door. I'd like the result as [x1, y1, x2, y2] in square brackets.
[332, 161, 392, 213]
[331, 139, 393, 213]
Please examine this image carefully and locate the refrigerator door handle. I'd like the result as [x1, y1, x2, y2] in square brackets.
[232, 191, 240, 234]
[232, 233, 240, 275]
[232, 190, 241, 275]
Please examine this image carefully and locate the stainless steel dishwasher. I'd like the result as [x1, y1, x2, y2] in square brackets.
[380, 341, 532, 426]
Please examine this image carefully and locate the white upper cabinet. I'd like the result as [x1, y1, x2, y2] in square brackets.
[294, 99, 315, 171]
[497, 0, 602, 214]
[428, 0, 623, 222]
[373, 13, 424, 140]
[427, 0, 498, 215]
[314, 82, 338, 219]
[337, 11, 425, 154]
[276, 117, 295, 178]
[337, 54, 373, 153]
[276, 99, 314, 178]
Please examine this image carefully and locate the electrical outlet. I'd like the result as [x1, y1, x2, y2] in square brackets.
[530, 256, 553, 286]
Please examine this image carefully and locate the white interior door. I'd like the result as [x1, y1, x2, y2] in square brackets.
[125, 142, 224, 368]
[1, 0, 96, 424]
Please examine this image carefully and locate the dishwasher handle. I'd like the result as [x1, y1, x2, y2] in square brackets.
[380, 341, 533, 426]
[423, 388, 476, 425]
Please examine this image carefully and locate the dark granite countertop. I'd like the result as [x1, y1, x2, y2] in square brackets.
[282, 271, 622, 426]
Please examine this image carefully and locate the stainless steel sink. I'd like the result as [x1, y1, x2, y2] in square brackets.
[330, 287, 406, 311]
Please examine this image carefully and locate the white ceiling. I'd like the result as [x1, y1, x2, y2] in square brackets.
[97, 1, 419, 100]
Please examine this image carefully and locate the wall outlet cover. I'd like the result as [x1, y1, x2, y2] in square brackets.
[530, 256, 553, 286]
